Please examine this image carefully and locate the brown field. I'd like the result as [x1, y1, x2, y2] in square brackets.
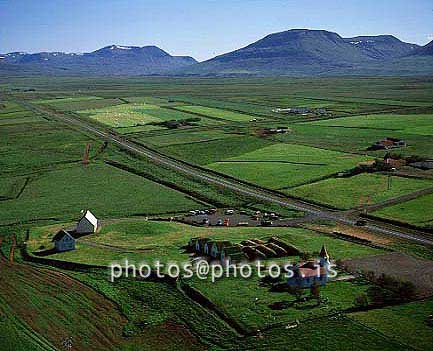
[0, 248, 203, 351]
[342, 252, 433, 297]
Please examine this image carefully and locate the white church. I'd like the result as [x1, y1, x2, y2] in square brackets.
[76, 209, 99, 234]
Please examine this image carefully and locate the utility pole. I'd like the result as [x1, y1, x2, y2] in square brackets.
[387, 167, 396, 191]
[82, 143, 91, 165]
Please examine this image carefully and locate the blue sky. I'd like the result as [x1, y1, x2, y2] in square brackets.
[1, 0, 432, 61]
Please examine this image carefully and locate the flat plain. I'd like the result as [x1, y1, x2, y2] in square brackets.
[1, 76, 433, 351]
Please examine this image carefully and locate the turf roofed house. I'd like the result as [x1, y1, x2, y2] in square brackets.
[287, 245, 330, 288]
[52, 229, 75, 252]
[209, 240, 232, 258]
[76, 210, 99, 234]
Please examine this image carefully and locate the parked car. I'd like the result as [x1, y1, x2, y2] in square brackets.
[216, 218, 223, 226]
[225, 209, 235, 215]
[202, 218, 210, 225]
[261, 220, 273, 226]
[238, 221, 249, 226]
[355, 219, 367, 226]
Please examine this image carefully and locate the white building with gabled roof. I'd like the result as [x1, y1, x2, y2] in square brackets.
[76, 210, 99, 234]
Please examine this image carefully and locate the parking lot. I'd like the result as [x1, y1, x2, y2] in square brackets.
[181, 208, 299, 227]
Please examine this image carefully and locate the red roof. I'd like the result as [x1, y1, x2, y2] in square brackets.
[298, 267, 327, 278]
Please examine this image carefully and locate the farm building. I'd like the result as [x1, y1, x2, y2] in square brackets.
[195, 237, 212, 254]
[186, 236, 298, 262]
[272, 107, 311, 114]
[76, 210, 99, 234]
[384, 154, 406, 169]
[188, 237, 202, 249]
[269, 237, 300, 255]
[370, 138, 406, 150]
[220, 245, 244, 263]
[52, 230, 75, 252]
[287, 245, 330, 288]
[209, 240, 232, 258]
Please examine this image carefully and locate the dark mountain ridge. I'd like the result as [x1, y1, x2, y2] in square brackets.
[0, 45, 197, 76]
[179, 29, 433, 76]
[1, 30, 432, 77]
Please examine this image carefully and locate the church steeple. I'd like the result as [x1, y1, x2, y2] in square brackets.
[319, 244, 330, 269]
[319, 244, 329, 259]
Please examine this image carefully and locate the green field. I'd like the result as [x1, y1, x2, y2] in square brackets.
[373, 193, 433, 228]
[159, 135, 274, 165]
[143, 129, 238, 147]
[28, 218, 382, 266]
[174, 105, 260, 122]
[190, 275, 372, 331]
[80, 102, 223, 129]
[2, 76, 433, 351]
[0, 163, 201, 225]
[240, 316, 407, 351]
[288, 173, 433, 209]
[351, 299, 433, 351]
[307, 113, 433, 136]
[273, 124, 433, 158]
[0, 176, 26, 200]
[208, 143, 371, 189]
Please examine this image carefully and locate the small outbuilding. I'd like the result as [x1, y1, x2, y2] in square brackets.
[52, 230, 75, 252]
[76, 210, 99, 234]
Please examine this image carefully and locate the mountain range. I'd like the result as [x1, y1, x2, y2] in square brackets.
[0, 45, 196, 76]
[1, 29, 432, 77]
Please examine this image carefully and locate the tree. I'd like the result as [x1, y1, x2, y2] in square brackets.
[310, 282, 321, 305]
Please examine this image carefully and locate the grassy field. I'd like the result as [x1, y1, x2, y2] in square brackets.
[0, 122, 104, 174]
[350, 299, 433, 351]
[2, 76, 433, 351]
[287, 173, 433, 209]
[0, 163, 201, 225]
[207, 143, 371, 189]
[80, 102, 223, 129]
[189, 274, 372, 331]
[0, 176, 27, 200]
[28, 218, 383, 266]
[373, 193, 433, 228]
[173, 105, 261, 122]
[240, 316, 408, 351]
[159, 135, 274, 165]
[136, 129, 239, 147]
[306, 113, 433, 136]
[275, 124, 433, 158]
[35, 96, 124, 111]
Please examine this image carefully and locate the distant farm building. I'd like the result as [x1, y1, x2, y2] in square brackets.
[262, 126, 289, 135]
[76, 210, 99, 234]
[384, 155, 406, 169]
[369, 138, 406, 150]
[52, 230, 75, 252]
[272, 107, 327, 115]
[287, 245, 330, 288]
[272, 107, 311, 114]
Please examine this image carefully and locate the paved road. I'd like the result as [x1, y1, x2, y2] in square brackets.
[21, 100, 433, 247]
